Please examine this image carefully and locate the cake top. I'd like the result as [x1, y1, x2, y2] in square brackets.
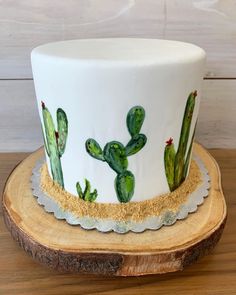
[31, 38, 205, 65]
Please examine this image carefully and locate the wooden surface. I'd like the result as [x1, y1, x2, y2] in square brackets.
[2, 143, 226, 276]
[1, 0, 236, 79]
[0, 148, 235, 293]
[1, 79, 236, 152]
[0, 1, 236, 152]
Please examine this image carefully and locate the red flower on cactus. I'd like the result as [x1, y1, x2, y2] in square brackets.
[166, 137, 173, 146]
[41, 101, 45, 109]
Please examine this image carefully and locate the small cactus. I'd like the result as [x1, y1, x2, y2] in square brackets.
[41, 101, 68, 188]
[76, 179, 98, 202]
[85, 105, 147, 203]
[164, 91, 197, 191]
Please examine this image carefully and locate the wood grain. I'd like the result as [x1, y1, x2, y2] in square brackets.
[1, 79, 235, 152]
[0, 0, 236, 152]
[197, 79, 236, 148]
[1, 0, 236, 79]
[0, 148, 235, 293]
[1, 143, 227, 276]
[0, 80, 41, 152]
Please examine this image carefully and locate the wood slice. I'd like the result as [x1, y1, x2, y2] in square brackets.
[2, 143, 227, 276]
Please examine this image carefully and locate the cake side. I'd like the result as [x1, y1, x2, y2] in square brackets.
[31, 38, 206, 203]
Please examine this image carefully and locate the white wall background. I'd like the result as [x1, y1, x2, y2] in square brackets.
[0, 0, 236, 151]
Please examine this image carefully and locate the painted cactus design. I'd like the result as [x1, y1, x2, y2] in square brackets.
[41, 101, 68, 188]
[86, 106, 147, 203]
[164, 138, 176, 192]
[115, 170, 135, 203]
[164, 91, 197, 192]
[76, 179, 98, 202]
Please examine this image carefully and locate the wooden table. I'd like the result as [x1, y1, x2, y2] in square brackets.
[0, 150, 235, 295]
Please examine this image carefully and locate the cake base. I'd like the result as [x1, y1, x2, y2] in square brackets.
[32, 156, 210, 233]
[2, 143, 226, 276]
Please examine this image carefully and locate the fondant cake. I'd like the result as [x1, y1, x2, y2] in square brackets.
[31, 38, 206, 209]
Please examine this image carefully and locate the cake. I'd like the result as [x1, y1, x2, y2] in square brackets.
[31, 38, 206, 229]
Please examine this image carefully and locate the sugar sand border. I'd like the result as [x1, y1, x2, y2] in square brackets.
[40, 160, 202, 222]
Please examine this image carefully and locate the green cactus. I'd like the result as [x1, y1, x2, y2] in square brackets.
[164, 138, 176, 192]
[174, 91, 196, 186]
[125, 134, 147, 156]
[57, 108, 68, 156]
[76, 179, 98, 202]
[164, 91, 197, 192]
[115, 170, 135, 203]
[85, 105, 147, 203]
[174, 151, 185, 189]
[126, 106, 145, 137]
[103, 141, 128, 173]
[85, 139, 105, 161]
[183, 122, 197, 179]
[41, 101, 68, 188]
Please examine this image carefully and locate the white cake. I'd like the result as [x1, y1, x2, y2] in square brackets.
[31, 38, 205, 204]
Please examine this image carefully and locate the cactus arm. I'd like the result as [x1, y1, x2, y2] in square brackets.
[89, 189, 98, 202]
[177, 91, 196, 155]
[41, 124, 50, 157]
[174, 91, 197, 187]
[42, 103, 64, 187]
[85, 139, 105, 161]
[57, 108, 68, 157]
[115, 170, 135, 203]
[76, 181, 83, 199]
[164, 138, 176, 192]
[76, 180, 98, 202]
[42, 105, 57, 152]
[125, 134, 147, 156]
[184, 122, 197, 179]
[103, 141, 128, 174]
[126, 106, 145, 137]
[84, 179, 91, 202]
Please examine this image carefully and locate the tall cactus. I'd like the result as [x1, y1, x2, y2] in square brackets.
[85, 106, 147, 203]
[164, 138, 176, 192]
[183, 121, 197, 179]
[41, 101, 68, 188]
[164, 91, 197, 191]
